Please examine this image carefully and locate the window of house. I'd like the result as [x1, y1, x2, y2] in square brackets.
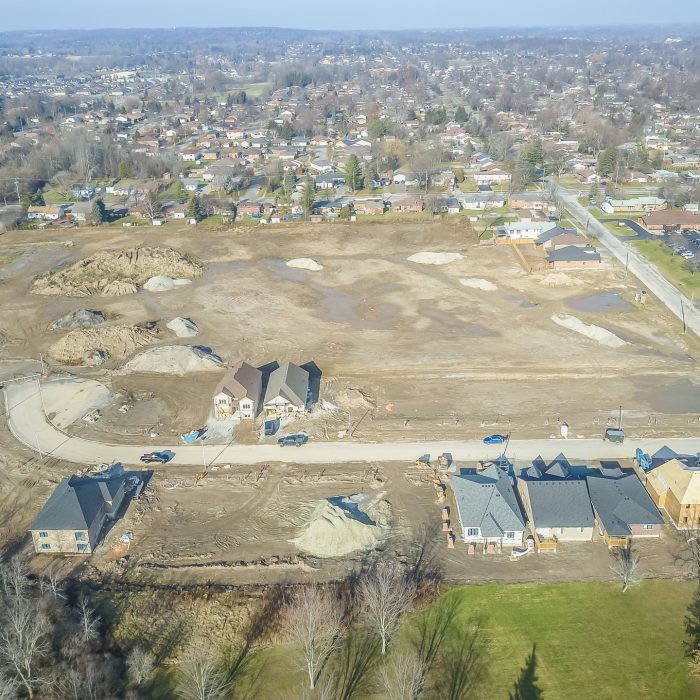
[77, 544, 88, 553]
[504, 531, 515, 539]
[40, 543, 51, 550]
[75, 532, 86, 541]
[39, 531, 48, 538]
[643, 524, 654, 530]
[467, 528, 479, 537]
[578, 527, 584, 533]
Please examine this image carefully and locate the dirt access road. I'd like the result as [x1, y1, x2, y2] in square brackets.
[5, 379, 699, 465]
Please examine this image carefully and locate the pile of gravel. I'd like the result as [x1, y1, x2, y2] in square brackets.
[166, 317, 199, 338]
[50, 309, 107, 330]
[118, 345, 223, 375]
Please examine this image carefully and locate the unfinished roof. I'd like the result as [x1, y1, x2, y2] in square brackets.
[263, 361, 309, 407]
[213, 361, 263, 402]
[587, 471, 663, 537]
[647, 459, 700, 505]
[452, 465, 525, 537]
[29, 475, 125, 531]
[523, 480, 594, 528]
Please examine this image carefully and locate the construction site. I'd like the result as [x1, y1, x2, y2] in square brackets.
[0, 220, 698, 583]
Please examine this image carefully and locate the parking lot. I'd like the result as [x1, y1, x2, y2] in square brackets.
[664, 229, 700, 268]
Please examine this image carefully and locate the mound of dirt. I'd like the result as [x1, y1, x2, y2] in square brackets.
[49, 324, 159, 366]
[459, 278, 497, 291]
[287, 258, 323, 271]
[291, 494, 390, 558]
[32, 247, 202, 297]
[551, 314, 627, 349]
[143, 276, 193, 292]
[332, 386, 376, 410]
[166, 317, 199, 338]
[408, 252, 463, 265]
[119, 345, 223, 375]
[538, 272, 584, 288]
[50, 309, 106, 330]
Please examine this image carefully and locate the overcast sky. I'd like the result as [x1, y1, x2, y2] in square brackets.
[3, 0, 699, 31]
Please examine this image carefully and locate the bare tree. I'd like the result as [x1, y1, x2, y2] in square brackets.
[285, 585, 345, 689]
[127, 646, 155, 686]
[39, 565, 66, 601]
[177, 647, 230, 700]
[379, 652, 426, 700]
[0, 592, 49, 697]
[359, 561, 416, 655]
[76, 595, 100, 643]
[142, 188, 163, 224]
[610, 545, 640, 592]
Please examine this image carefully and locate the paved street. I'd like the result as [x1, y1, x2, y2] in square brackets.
[4, 381, 698, 467]
[555, 184, 700, 338]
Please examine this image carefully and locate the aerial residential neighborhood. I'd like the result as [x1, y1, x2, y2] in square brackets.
[0, 6, 699, 699]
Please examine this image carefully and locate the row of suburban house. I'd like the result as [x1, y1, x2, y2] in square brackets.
[450, 458, 671, 553]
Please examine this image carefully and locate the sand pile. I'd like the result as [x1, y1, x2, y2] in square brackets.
[333, 386, 376, 410]
[551, 314, 627, 348]
[119, 345, 223, 375]
[143, 276, 193, 292]
[539, 272, 583, 288]
[49, 324, 159, 366]
[32, 247, 202, 297]
[408, 252, 463, 265]
[459, 278, 497, 291]
[50, 309, 106, 330]
[166, 317, 199, 338]
[292, 494, 390, 558]
[287, 258, 323, 271]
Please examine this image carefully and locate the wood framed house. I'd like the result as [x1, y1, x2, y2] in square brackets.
[29, 475, 127, 555]
[451, 464, 525, 553]
[262, 362, 310, 418]
[645, 459, 700, 529]
[586, 468, 664, 547]
[212, 362, 263, 420]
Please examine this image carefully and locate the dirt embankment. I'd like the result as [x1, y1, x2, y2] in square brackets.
[48, 324, 159, 366]
[31, 247, 202, 297]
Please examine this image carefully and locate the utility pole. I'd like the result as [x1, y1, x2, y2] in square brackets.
[619, 405, 623, 430]
[681, 296, 687, 334]
[14, 178, 20, 205]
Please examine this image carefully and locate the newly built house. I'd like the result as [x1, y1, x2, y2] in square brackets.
[586, 468, 664, 547]
[29, 474, 127, 554]
[212, 361, 263, 420]
[263, 362, 310, 417]
[518, 462, 595, 545]
[451, 464, 525, 553]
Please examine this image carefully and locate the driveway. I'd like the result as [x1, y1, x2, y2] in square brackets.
[600, 218, 652, 240]
[5, 381, 699, 467]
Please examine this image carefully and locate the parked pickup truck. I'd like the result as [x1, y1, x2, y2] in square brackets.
[278, 433, 309, 447]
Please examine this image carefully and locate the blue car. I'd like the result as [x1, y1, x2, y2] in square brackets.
[140, 451, 172, 464]
[483, 434, 507, 445]
[278, 433, 309, 447]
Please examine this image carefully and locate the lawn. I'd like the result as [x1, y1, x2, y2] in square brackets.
[238, 580, 696, 700]
[633, 240, 700, 295]
[236, 82, 270, 99]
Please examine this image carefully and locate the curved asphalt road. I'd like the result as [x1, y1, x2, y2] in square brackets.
[4, 381, 699, 467]
[554, 184, 700, 338]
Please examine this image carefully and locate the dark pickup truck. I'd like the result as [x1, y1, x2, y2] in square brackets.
[277, 433, 309, 447]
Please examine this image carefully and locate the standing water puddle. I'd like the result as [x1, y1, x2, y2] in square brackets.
[567, 292, 632, 313]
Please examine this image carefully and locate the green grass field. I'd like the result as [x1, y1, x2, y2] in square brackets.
[224, 580, 696, 700]
[633, 240, 700, 295]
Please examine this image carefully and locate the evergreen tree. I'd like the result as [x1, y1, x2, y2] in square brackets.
[597, 147, 618, 178]
[302, 174, 315, 218]
[406, 108, 417, 121]
[524, 137, 544, 167]
[455, 105, 468, 124]
[283, 170, 296, 199]
[186, 194, 204, 222]
[91, 198, 107, 224]
[685, 586, 700, 658]
[345, 155, 363, 193]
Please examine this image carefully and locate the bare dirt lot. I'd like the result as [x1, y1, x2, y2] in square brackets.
[1, 220, 699, 584]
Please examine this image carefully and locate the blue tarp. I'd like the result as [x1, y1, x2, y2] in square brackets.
[180, 427, 207, 444]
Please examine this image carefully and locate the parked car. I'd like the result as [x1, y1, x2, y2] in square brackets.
[603, 428, 625, 443]
[278, 433, 309, 447]
[140, 451, 172, 464]
[483, 434, 508, 445]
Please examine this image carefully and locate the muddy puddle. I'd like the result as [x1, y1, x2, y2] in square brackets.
[567, 292, 632, 313]
[420, 307, 498, 336]
[503, 292, 538, 309]
[634, 376, 700, 413]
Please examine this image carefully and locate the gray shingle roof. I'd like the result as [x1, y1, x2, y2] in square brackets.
[263, 361, 309, 408]
[523, 480, 594, 528]
[29, 475, 125, 531]
[452, 465, 525, 537]
[213, 361, 262, 402]
[547, 245, 601, 263]
[586, 472, 663, 536]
